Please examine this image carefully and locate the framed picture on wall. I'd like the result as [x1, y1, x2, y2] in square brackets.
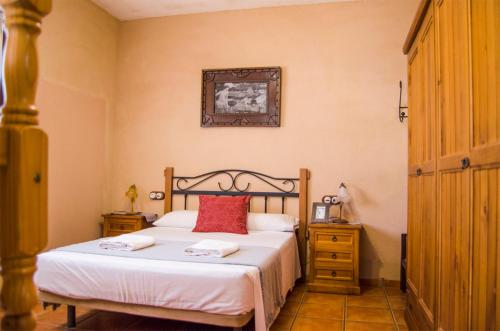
[311, 203, 331, 224]
[201, 67, 281, 127]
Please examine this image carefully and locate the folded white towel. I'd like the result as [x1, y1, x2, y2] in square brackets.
[184, 239, 239, 257]
[99, 234, 155, 251]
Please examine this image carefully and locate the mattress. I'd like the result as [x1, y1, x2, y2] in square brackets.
[35, 227, 301, 329]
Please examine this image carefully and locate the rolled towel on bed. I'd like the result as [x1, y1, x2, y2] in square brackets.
[184, 239, 239, 257]
[99, 234, 155, 251]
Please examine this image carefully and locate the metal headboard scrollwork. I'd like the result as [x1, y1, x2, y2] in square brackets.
[163, 167, 309, 281]
[172, 169, 299, 213]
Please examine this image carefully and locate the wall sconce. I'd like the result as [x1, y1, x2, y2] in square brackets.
[399, 81, 408, 123]
[149, 191, 165, 200]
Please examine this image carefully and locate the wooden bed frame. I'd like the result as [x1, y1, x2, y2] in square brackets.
[39, 167, 310, 330]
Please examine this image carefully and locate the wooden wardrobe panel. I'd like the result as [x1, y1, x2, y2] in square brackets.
[470, 0, 500, 167]
[407, 175, 421, 296]
[436, 0, 470, 164]
[438, 170, 470, 331]
[419, 172, 437, 327]
[471, 168, 499, 331]
[420, 11, 437, 171]
[470, 3, 500, 328]
[408, 46, 423, 170]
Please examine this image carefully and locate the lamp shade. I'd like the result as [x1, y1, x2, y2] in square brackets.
[337, 183, 351, 203]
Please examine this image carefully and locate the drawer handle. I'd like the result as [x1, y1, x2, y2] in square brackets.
[331, 236, 338, 242]
[331, 253, 337, 259]
[120, 225, 125, 230]
[331, 271, 337, 277]
[416, 168, 422, 176]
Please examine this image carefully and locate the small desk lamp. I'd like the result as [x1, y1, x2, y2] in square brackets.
[330, 183, 351, 224]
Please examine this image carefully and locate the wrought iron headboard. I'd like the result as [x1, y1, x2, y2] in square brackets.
[163, 167, 309, 280]
[171, 169, 299, 213]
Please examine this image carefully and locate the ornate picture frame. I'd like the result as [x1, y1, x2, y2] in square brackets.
[311, 202, 331, 224]
[201, 67, 281, 127]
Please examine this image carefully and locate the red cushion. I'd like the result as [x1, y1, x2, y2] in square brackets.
[193, 195, 251, 234]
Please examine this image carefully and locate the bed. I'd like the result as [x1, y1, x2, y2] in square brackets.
[36, 167, 309, 331]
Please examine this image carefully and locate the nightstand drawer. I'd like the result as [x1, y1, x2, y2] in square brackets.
[108, 221, 137, 232]
[315, 251, 353, 264]
[316, 232, 353, 244]
[315, 267, 353, 281]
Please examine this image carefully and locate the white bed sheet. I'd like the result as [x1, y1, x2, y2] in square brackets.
[35, 227, 301, 330]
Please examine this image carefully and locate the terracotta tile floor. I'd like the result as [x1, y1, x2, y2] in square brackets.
[1, 284, 408, 330]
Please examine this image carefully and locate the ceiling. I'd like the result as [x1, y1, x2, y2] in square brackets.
[92, 0, 355, 21]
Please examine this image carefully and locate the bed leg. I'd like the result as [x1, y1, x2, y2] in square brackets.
[67, 305, 76, 328]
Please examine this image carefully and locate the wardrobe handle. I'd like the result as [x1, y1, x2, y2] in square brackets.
[416, 168, 422, 176]
[331, 253, 337, 259]
[331, 271, 337, 277]
[461, 157, 470, 169]
[331, 235, 338, 242]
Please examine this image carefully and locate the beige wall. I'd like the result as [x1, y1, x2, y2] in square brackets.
[37, 0, 119, 248]
[110, 0, 418, 280]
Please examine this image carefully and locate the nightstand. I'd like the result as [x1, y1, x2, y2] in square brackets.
[102, 213, 153, 237]
[307, 222, 362, 294]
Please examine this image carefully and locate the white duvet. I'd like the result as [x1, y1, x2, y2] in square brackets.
[35, 227, 301, 330]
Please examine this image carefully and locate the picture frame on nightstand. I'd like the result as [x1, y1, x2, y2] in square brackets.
[311, 202, 331, 223]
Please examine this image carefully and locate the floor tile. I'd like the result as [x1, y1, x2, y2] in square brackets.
[35, 321, 65, 331]
[345, 321, 397, 331]
[388, 296, 407, 310]
[360, 286, 385, 296]
[125, 316, 231, 331]
[393, 309, 406, 325]
[287, 288, 305, 303]
[280, 300, 301, 316]
[298, 303, 344, 320]
[35, 307, 70, 326]
[347, 295, 388, 308]
[346, 306, 393, 324]
[302, 292, 345, 305]
[75, 311, 142, 330]
[398, 323, 409, 330]
[35, 305, 95, 328]
[385, 287, 406, 297]
[291, 317, 343, 331]
[271, 313, 295, 331]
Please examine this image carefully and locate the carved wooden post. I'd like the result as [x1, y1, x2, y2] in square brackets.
[0, 0, 51, 330]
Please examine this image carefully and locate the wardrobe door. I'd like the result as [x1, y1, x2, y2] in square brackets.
[419, 173, 436, 328]
[407, 175, 421, 298]
[470, 0, 500, 330]
[407, 38, 423, 303]
[416, 8, 437, 329]
[408, 44, 423, 174]
[435, 0, 471, 330]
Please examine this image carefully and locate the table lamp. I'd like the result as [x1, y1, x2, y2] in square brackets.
[330, 182, 351, 224]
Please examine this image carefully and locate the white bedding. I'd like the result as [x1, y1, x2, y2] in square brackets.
[35, 227, 301, 330]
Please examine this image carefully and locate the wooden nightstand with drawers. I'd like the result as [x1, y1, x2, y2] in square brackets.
[102, 213, 153, 237]
[307, 223, 362, 294]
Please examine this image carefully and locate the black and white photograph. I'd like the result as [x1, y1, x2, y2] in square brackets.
[215, 82, 268, 114]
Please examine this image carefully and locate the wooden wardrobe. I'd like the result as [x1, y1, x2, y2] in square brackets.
[403, 0, 499, 330]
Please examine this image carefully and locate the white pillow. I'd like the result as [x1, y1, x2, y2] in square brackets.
[153, 210, 197, 229]
[247, 212, 299, 232]
[153, 210, 299, 232]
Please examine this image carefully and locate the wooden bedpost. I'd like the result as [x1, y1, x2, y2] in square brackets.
[298, 168, 309, 281]
[164, 167, 174, 213]
[0, 1, 52, 330]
